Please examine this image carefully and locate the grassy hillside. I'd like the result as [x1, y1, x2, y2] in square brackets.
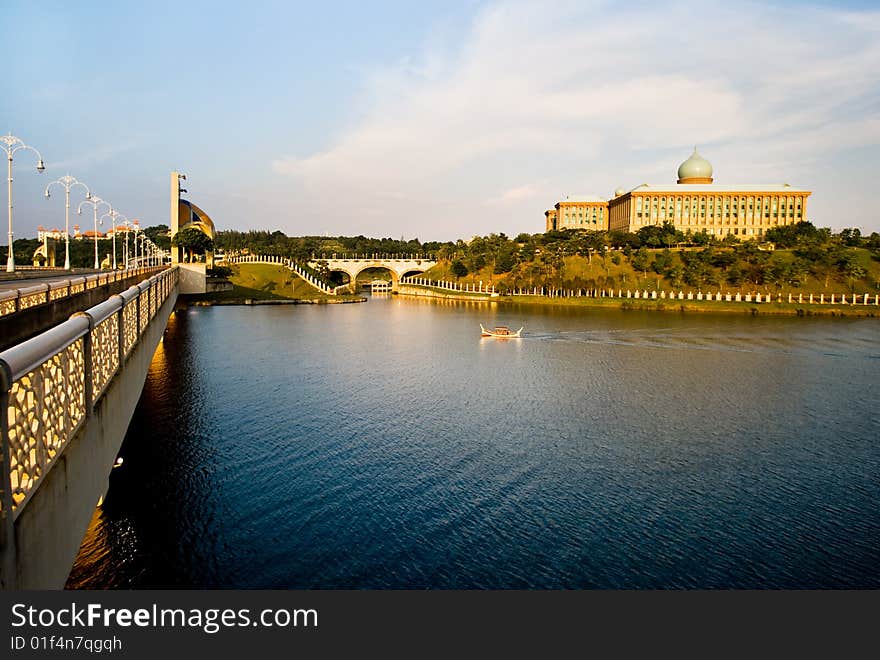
[424, 247, 880, 297]
[218, 263, 336, 300]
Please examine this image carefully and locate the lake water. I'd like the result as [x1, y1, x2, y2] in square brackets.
[67, 295, 880, 588]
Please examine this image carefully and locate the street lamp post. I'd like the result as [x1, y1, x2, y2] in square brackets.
[78, 196, 110, 269]
[100, 209, 122, 269]
[45, 175, 91, 270]
[139, 233, 147, 268]
[1, 133, 45, 272]
[133, 224, 142, 268]
[121, 219, 131, 269]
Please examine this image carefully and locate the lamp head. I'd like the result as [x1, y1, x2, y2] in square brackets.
[86, 192, 92, 200]
[44, 190, 50, 199]
[36, 159, 45, 173]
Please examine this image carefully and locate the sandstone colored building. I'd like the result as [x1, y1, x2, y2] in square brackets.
[545, 197, 607, 232]
[545, 149, 811, 239]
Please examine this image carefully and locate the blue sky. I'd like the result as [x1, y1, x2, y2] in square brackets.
[2, 0, 878, 241]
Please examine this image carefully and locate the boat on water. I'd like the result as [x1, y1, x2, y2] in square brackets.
[480, 324, 523, 338]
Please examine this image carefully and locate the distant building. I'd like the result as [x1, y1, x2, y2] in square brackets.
[544, 149, 811, 239]
[37, 226, 64, 241]
[545, 197, 607, 232]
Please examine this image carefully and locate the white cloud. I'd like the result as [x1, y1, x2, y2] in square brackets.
[486, 182, 550, 207]
[272, 1, 880, 239]
[50, 138, 144, 172]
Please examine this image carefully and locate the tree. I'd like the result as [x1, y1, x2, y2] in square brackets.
[839, 227, 862, 247]
[652, 249, 674, 275]
[494, 249, 516, 274]
[691, 230, 713, 246]
[143, 224, 172, 251]
[837, 253, 867, 292]
[450, 260, 469, 279]
[171, 227, 214, 262]
[631, 247, 651, 276]
[725, 264, 744, 287]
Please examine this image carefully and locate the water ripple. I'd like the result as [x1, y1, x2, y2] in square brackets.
[68, 301, 880, 589]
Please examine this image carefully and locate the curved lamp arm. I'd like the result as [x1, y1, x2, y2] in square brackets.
[77, 195, 109, 215]
[44, 174, 91, 200]
[0, 134, 45, 171]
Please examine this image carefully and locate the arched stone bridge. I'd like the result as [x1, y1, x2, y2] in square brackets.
[308, 256, 437, 292]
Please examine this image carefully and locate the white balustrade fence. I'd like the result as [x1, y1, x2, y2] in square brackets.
[224, 255, 336, 294]
[0, 267, 179, 521]
[316, 253, 434, 261]
[399, 277, 880, 306]
[400, 277, 496, 295]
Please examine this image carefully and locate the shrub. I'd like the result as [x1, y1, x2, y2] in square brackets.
[207, 265, 232, 278]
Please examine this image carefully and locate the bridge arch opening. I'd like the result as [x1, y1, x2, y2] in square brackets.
[326, 269, 351, 288]
[350, 266, 398, 292]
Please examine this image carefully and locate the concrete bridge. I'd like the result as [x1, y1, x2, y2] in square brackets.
[308, 255, 437, 292]
[0, 267, 179, 588]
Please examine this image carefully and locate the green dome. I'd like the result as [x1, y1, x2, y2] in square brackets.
[677, 148, 713, 181]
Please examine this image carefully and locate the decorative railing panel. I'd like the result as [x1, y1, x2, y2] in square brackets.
[6, 337, 86, 512]
[18, 289, 46, 310]
[90, 315, 119, 401]
[122, 301, 138, 358]
[0, 267, 179, 520]
[49, 286, 68, 302]
[138, 296, 149, 334]
[0, 296, 15, 316]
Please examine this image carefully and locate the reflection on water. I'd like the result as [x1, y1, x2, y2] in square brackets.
[68, 297, 880, 588]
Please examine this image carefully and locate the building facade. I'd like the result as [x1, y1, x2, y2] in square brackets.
[545, 197, 608, 232]
[545, 150, 811, 239]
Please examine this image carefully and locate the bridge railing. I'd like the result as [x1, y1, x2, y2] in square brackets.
[0, 267, 165, 319]
[224, 254, 336, 295]
[314, 253, 435, 261]
[400, 276, 496, 295]
[0, 266, 179, 521]
[400, 277, 880, 306]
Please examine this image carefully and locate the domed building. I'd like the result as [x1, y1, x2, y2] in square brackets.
[545, 149, 811, 239]
[676, 148, 714, 183]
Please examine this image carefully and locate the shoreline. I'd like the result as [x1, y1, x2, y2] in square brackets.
[181, 291, 876, 317]
[395, 290, 879, 317]
[183, 296, 367, 306]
